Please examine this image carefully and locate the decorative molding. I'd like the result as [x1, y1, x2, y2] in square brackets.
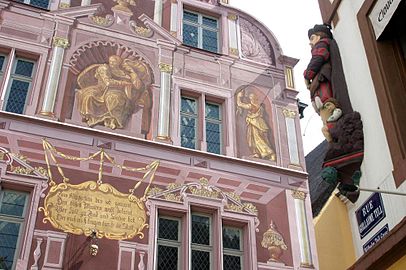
[227, 13, 238, 21]
[282, 109, 297, 118]
[129, 20, 154, 37]
[261, 220, 288, 263]
[291, 190, 307, 200]
[59, 3, 70, 9]
[229, 47, 239, 56]
[89, 15, 114, 27]
[52, 37, 69, 48]
[159, 63, 173, 73]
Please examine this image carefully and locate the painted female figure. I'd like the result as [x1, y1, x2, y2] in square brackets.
[236, 90, 276, 161]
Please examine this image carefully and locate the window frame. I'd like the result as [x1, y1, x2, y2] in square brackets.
[16, 0, 50, 10]
[0, 189, 29, 270]
[156, 215, 182, 270]
[2, 57, 36, 114]
[180, 96, 199, 150]
[204, 101, 222, 155]
[222, 226, 244, 270]
[182, 9, 220, 53]
[190, 212, 213, 270]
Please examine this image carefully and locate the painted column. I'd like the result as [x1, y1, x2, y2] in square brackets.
[154, 0, 163, 26]
[283, 109, 300, 166]
[81, 0, 91, 6]
[40, 37, 69, 117]
[227, 13, 239, 56]
[292, 190, 313, 267]
[170, 0, 178, 36]
[157, 63, 173, 140]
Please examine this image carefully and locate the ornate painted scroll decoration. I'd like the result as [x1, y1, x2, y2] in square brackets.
[76, 54, 153, 130]
[261, 220, 288, 263]
[39, 139, 159, 240]
[147, 177, 260, 230]
[239, 17, 275, 66]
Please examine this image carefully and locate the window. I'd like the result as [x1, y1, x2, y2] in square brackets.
[15, 0, 50, 9]
[191, 214, 212, 270]
[157, 217, 181, 270]
[223, 227, 243, 270]
[0, 54, 6, 81]
[0, 190, 29, 270]
[180, 96, 223, 154]
[3, 58, 36, 114]
[183, 10, 219, 53]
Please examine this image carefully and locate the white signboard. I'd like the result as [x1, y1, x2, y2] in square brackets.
[369, 0, 402, 39]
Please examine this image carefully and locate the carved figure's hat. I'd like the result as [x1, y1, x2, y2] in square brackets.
[308, 24, 333, 39]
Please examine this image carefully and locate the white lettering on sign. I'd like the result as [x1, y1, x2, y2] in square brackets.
[369, 0, 402, 39]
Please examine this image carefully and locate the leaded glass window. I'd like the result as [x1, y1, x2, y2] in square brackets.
[223, 227, 243, 270]
[15, 0, 50, 9]
[180, 97, 198, 149]
[0, 190, 28, 270]
[191, 214, 212, 270]
[4, 58, 35, 114]
[157, 217, 181, 270]
[0, 54, 6, 86]
[205, 102, 221, 154]
[183, 10, 219, 53]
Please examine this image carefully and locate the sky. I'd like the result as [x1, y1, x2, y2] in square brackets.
[230, 0, 325, 155]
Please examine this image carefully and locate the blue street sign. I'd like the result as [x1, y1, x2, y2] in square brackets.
[355, 192, 386, 239]
[363, 224, 389, 253]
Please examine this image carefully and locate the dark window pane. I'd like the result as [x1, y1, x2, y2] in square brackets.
[157, 245, 178, 270]
[191, 215, 210, 245]
[181, 97, 197, 114]
[223, 255, 241, 270]
[183, 23, 199, 48]
[203, 17, 218, 29]
[191, 250, 210, 270]
[180, 116, 196, 149]
[205, 103, 220, 120]
[202, 29, 218, 53]
[0, 56, 5, 71]
[223, 227, 241, 250]
[184, 11, 198, 23]
[30, 0, 49, 8]
[5, 80, 29, 114]
[206, 122, 221, 154]
[158, 218, 179, 241]
[14, 60, 34, 77]
[0, 221, 21, 270]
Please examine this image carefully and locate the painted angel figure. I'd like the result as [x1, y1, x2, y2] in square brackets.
[76, 55, 152, 131]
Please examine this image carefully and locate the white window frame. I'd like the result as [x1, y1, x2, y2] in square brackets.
[0, 190, 29, 270]
[190, 213, 213, 270]
[156, 216, 182, 270]
[204, 101, 222, 155]
[183, 9, 220, 53]
[222, 226, 244, 270]
[0, 54, 7, 81]
[3, 57, 36, 114]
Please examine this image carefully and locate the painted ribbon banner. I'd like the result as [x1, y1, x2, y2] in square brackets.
[355, 192, 386, 239]
[39, 181, 147, 240]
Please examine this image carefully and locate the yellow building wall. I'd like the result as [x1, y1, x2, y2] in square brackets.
[388, 255, 406, 270]
[313, 195, 356, 270]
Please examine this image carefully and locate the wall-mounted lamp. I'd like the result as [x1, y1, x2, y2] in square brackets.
[89, 229, 99, 256]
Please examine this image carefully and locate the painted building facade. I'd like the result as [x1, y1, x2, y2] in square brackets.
[312, 0, 406, 269]
[0, 0, 319, 269]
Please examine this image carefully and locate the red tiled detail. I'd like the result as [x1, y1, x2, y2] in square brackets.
[120, 170, 145, 179]
[55, 146, 80, 157]
[219, 187, 234, 193]
[123, 160, 148, 169]
[240, 192, 262, 200]
[187, 172, 212, 180]
[246, 184, 269, 193]
[157, 166, 181, 176]
[217, 178, 241, 187]
[89, 163, 113, 174]
[20, 151, 45, 161]
[55, 157, 80, 167]
[0, 136, 9, 144]
[154, 175, 177, 184]
[17, 140, 43, 150]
